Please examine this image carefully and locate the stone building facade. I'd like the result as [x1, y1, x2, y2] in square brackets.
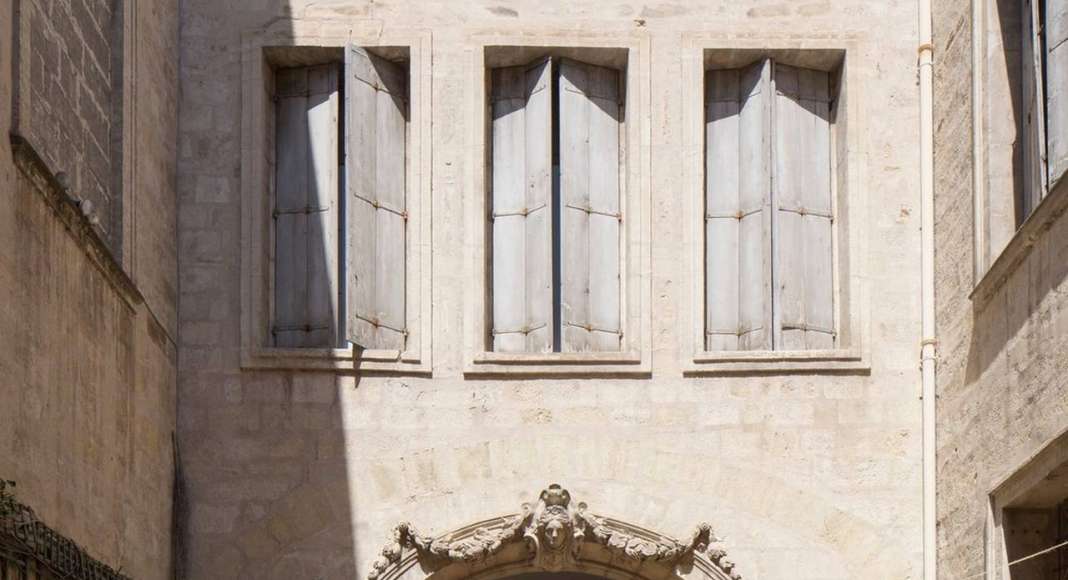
[176, 1, 925, 578]
[3, 0, 1065, 580]
[0, 0, 180, 579]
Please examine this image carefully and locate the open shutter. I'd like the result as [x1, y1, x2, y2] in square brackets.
[773, 63, 835, 350]
[705, 60, 773, 351]
[1046, 0, 1068, 188]
[1023, 0, 1050, 216]
[559, 59, 623, 352]
[345, 47, 408, 351]
[273, 65, 340, 348]
[490, 60, 554, 353]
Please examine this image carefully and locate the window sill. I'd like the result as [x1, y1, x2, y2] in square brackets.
[464, 351, 650, 377]
[972, 177, 1068, 311]
[684, 349, 869, 375]
[240, 346, 431, 374]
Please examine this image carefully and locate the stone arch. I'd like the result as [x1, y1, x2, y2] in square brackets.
[367, 484, 742, 580]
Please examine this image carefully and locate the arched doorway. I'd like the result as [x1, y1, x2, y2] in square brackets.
[367, 484, 742, 580]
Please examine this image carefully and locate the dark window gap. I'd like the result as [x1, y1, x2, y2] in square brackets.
[337, 61, 348, 348]
[551, 58, 563, 352]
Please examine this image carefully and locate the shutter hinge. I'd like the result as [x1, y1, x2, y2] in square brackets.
[491, 323, 548, 336]
[564, 203, 622, 220]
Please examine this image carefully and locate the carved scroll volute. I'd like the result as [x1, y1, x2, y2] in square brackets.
[367, 484, 741, 580]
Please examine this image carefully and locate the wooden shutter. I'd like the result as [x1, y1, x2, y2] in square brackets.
[1046, 0, 1068, 188]
[273, 65, 340, 348]
[345, 47, 408, 351]
[1023, 0, 1050, 216]
[773, 63, 835, 350]
[559, 59, 623, 353]
[490, 60, 554, 353]
[704, 60, 773, 351]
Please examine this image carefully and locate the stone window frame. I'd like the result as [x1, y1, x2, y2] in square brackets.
[462, 30, 653, 377]
[985, 428, 1068, 580]
[239, 20, 432, 373]
[679, 36, 871, 374]
[970, 0, 1068, 309]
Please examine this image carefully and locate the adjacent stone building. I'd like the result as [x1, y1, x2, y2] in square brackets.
[933, 0, 1068, 579]
[0, 0, 180, 579]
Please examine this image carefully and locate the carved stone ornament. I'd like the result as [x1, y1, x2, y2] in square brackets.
[368, 484, 741, 580]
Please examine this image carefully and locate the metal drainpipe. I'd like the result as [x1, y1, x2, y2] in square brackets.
[918, 0, 938, 576]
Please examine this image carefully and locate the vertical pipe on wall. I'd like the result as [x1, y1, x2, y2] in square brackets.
[918, 0, 938, 577]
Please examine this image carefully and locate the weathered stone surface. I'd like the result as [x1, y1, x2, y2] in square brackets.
[175, 2, 927, 579]
[16, 0, 121, 249]
[933, 0, 1068, 578]
[0, 1, 180, 579]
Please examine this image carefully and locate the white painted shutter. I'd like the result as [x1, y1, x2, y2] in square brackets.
[773, 63, 835, 350]
[1046, 0, 1068, 188]
[345, 47, 408, 350]
[490, 60, 554, 353]
[705, 61, 773, 351]
[273, 65, 340, 348]
[559, 59, 623, 352]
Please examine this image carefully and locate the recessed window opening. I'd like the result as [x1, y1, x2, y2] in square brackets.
[702, 51, 845, 352]
[268, 46, 411, 351]
[1001, 460, 1068, 579]
[486, 47, 627, 354]
[979, 0, 1068, 271]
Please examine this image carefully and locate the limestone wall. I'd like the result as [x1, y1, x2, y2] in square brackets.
[177, 1, 926, 578]
[0, 1, 180, 579]
[15, 0, 122, 250]
[933, 0, 1068, 577]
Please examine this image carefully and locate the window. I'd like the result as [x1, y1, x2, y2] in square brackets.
[989, 432, 1068, 580]
[463, 38, 652, 376]
[1002, 502, 1068, 580]
[976, 0, 1068, 278]
[704, 58, 837, 352]
[1020, 0, 1067, 216]
[240, 26, 431, 372]
[488, 57, 623, 354]
[270, 48, 408, 351]
[682, 45, 866, 373]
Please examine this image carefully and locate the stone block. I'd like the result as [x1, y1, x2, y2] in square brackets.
[291, 373, 338, 405]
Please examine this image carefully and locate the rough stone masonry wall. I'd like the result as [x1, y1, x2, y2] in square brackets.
[17, 0, 122, 251]
[178, 1, 926, 578]
[0, 1, 180, 579]
[933, 0, 1068, 578]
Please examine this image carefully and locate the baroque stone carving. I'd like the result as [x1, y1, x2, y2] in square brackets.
[368, 484, 740, 580]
